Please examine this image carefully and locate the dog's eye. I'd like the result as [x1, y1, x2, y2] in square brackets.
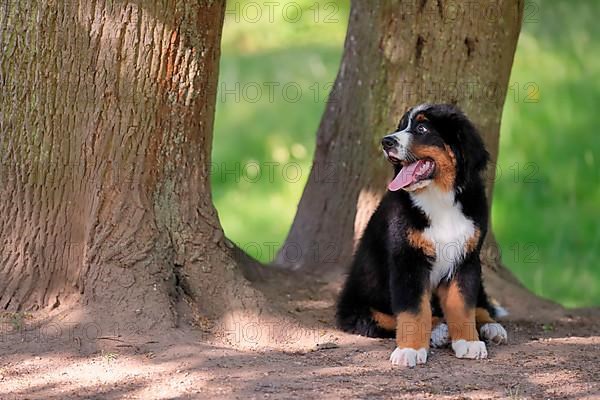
[416, 124, 428, 134]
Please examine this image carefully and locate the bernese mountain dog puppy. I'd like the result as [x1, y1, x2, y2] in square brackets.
[336, 104, 507, 367]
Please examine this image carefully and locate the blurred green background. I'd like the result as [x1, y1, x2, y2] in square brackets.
[212, 0, 600, 307]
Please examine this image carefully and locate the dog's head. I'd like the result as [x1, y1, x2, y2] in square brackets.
[381, 104, 489, 193]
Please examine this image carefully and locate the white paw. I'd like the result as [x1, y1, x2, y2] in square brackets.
[389, 347, 428, 367]
[452, 340, 488, 359]
[430, 323, 450, 348]
[480, 323, 508, 344]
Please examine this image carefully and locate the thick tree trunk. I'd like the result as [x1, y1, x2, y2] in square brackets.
[277, 0, 559, 317]
[0, 0, 271, 338]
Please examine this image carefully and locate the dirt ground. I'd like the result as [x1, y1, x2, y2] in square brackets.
[1, 271, 599, 400]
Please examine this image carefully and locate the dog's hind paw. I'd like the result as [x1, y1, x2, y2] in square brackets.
[480, 322, 508, 344]
[389, 347, 427, 367]
[452, 340, 488, 359]
[430, 323, 450, 348]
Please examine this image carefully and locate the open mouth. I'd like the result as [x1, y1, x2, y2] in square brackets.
[387, 158, 435, 191]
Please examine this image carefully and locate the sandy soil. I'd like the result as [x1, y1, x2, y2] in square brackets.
[1, 272, 598, 399]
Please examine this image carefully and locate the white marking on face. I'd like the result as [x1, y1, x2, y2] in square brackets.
[480, 322, 508, 344]
[430, 323, 450, 348]
[409, 186, 476, 287]
[451, 340, 488, 359]
[387, 130, 412, 160]
[389, 347, 428, 367]
[387, 104, 431, 160]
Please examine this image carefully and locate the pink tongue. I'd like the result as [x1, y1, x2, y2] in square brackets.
[388, 160, 424, 191]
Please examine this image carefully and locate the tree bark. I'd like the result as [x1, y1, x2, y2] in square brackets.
[0, 0, 271, 337]
[277, 0, 558, 317]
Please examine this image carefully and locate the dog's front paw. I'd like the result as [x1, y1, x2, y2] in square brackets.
[430, 323, 450, 348]
[480, 323, 508, 344]
[389, 347, 427, 367]
[451, 340, 488, 359]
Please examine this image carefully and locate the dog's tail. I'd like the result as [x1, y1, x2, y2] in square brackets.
[336, 309, 395, 338]
[490, 298, 509, 318]
[335, 294, 394, 338]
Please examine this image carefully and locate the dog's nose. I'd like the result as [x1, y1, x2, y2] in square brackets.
[381, 136, 398, 150]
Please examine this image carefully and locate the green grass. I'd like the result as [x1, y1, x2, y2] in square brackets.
[212, 0, 600, 307]
[212, 0, 349, 259]
[494, 0, 600, 307]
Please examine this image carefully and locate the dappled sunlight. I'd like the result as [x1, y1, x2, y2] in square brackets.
[1, 0, 599, 398]
[520, 337, 600, 399]
[291, 299, 332, 311]
[2, 316, 598, 398]
[213, 309, 337, 351]
[0, 344, 213, 399]
[353, 188, 386, 244]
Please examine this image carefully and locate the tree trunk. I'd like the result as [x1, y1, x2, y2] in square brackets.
[0, 0, 272, 339]
[277, 0, 559, 318]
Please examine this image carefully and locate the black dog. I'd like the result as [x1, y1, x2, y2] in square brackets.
[336, 104, 507, 367]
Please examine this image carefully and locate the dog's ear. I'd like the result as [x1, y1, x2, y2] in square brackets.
[454, 113, 489, 178]
[430, 104, 489, 184]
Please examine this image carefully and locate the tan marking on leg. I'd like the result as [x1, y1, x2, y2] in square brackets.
[475, 307, 496, 330]
[375, 311, 443, 333]
[371, 309, 396, 331]
[412, 144, 456, 192]
[396, 292, 432, 349]
[464, 227, 481, 254]
[437, 281, 478, 342]
[407, 228, 435, 258]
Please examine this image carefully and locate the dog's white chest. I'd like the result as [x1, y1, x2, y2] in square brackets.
[411, 188, 475, 287]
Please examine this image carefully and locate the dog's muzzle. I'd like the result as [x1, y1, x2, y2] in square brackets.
[381, 136, 398, 151]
